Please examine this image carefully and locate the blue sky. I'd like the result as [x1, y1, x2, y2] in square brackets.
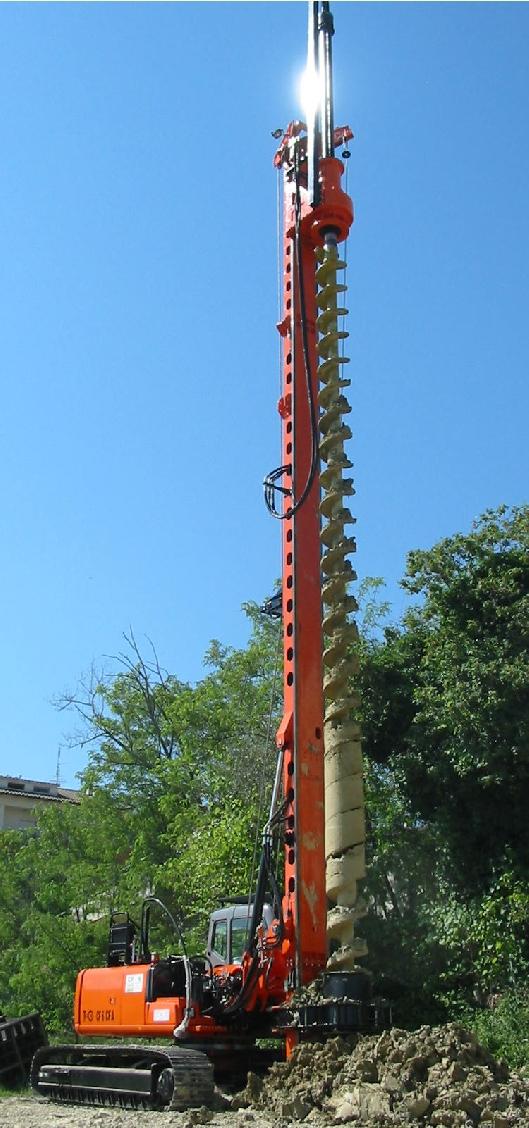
[1, 2, 528, 788]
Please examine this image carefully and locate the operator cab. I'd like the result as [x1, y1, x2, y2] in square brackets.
[207, 900, 274, 966]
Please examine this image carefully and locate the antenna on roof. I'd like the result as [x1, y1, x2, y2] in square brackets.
[55, 746, 61, 787]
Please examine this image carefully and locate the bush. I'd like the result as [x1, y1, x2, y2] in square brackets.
[456, 991, 529, 1070]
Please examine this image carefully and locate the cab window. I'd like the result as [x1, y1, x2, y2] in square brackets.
[231, 918, 249, 963]
[211, 919, 228, 961]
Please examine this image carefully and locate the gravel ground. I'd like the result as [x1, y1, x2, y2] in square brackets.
[0, 1099, 275, 1128]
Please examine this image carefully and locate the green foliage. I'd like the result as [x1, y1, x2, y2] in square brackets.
[360, 505, 529, 1024]
[9, 914, 107, 1035]
[432, 871, 529, 999]
[0, 821, 108, 1033]
[160, 800, 258, 952]
[0, 1086, 28, 1099]
[400, 505, 529, 890]
[452, 991, 529, 1070]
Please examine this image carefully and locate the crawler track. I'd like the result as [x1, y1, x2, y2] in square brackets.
[0, 1012, 47, 1086]
[31, 1043, 214, 1111]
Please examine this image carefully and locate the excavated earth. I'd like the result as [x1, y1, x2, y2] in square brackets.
[237, 1024, 529, 1127]
[1, 1024, 529, 1128]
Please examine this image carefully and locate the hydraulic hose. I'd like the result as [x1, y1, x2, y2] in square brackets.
[173, 955, 193, 1040]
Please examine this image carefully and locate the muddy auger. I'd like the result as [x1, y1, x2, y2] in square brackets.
[317, 235, 367, 971]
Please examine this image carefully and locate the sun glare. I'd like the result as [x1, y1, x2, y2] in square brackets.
[298, 63, 321, 123]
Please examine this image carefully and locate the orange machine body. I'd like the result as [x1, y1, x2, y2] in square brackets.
[75, 965, 182, 1038]
[74, 921, 294, 1039]
[75, 964, 249, 1039]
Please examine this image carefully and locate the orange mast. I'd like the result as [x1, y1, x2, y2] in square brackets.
[267, 1, 354, 988]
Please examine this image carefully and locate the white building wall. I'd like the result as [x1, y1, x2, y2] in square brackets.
[0, 777, 79, 829]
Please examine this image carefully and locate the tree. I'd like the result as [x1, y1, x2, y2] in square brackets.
[401, 504, 529, 890]
[59, 607, 282, 946]
[360, 505, 529, 1006]
[0, 809, 109, 1032]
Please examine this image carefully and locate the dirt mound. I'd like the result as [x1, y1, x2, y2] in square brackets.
[237, 1024, 529, 1125]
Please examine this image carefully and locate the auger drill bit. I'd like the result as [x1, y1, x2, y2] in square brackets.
[317, 232, 367, 970]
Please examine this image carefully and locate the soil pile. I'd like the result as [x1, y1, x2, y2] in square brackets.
[237, 1024, 529, 1126]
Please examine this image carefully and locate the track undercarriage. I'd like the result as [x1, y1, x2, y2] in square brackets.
[31, 1043, 215, 1111]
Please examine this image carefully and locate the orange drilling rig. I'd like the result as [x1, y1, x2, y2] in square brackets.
[31, 3, 389, 1111]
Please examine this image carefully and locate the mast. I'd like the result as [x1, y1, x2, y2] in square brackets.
[267, 1, 362, 987]
[274, 125, 328, 988]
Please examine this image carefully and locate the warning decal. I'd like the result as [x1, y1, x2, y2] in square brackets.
[125, 973, 144, 993]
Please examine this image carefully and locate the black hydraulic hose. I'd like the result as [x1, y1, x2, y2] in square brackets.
[221, 955, 261, 1018]
[247, 840, 272, 955]
[215, 835, 284, 1019]
[140, 896, 187, 960]
[285, 146, 320, 518]
[264, 144, 320, 521]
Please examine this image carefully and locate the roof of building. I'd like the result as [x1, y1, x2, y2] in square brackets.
[0, 776, 80, 804]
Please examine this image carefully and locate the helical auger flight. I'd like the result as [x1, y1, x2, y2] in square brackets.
[317, 233, 367, 971]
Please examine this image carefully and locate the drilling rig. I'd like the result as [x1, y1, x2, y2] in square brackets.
[31, 3, 389, 1111]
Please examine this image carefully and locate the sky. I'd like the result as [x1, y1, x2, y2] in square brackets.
[1, 2, 528, 789]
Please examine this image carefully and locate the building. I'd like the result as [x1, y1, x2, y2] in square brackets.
[0, 775, 80, 830]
